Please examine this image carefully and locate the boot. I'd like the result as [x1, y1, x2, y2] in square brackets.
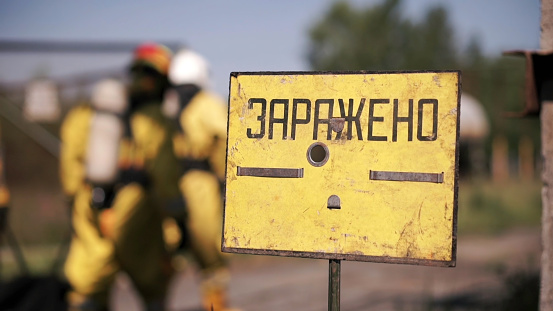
[200, 269, 240, 311]
[201, 287, 240, 311]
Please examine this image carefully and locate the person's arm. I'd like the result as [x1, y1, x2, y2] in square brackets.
[59, 105, 92, 202]
[201, 92, 228, 181]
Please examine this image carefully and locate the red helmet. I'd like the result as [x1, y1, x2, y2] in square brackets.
[131, 43, 172, 75]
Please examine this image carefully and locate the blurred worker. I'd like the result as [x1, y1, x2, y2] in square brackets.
[61, 43, 180, 311]
[0, 122, 9, 237]
[164, 48, 234, 311]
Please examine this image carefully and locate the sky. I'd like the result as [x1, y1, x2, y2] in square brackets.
[0, 0, 541, 97]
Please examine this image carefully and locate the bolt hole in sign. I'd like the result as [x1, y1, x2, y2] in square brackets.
[223, 71, 460, 267]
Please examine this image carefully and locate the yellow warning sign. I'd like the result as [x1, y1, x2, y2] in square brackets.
[223, 71, 460, 266]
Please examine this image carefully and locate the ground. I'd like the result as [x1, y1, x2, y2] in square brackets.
[110, 228, 541, 311]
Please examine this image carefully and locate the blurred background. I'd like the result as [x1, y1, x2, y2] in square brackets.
[0, 0, 544, 310]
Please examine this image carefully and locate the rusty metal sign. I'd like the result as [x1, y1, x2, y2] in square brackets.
[503, 49, 553, 117]
[223, 71, 460, 267]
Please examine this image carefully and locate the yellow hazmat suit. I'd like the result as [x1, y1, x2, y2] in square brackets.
[168, 49, 233, 311]
[174, 90, 228, 263]
[59, 104, 93, 201]
[61, 44, 179, 311]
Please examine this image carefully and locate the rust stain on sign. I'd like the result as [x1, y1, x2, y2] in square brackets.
[223, 71, 460, 267]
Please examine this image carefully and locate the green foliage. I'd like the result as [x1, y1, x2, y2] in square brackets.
[457, 180, 542, 235]
[307, 0, 540, 168]
[308, 0, 458, 71]
[462, 46, 540, 156]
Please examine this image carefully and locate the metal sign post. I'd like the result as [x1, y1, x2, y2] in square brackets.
[328, 259, 340, 311]
[223, 71, 460, 308]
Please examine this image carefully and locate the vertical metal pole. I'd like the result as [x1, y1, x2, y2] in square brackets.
[328, 259, 340, 311]
[541, 0, 553, 309]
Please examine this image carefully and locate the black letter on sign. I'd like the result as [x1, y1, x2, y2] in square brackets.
[392, 99, 413, 141]
[269, 99, 289, 139]
[291, 99, 311, 140]
[247, 98, 266, 139]
[368, 99, 388, 141]
[417, 99, 438, 141]
[313, 99, 334, 140]
[337, 98, 365, 140]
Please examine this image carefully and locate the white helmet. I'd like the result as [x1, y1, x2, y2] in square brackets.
[460, 93, 489, 141]
[168, 49, 210, 89]
[91, 79, 128, 114]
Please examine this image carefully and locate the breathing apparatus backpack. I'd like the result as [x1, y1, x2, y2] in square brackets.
[85, 79, 129, 209]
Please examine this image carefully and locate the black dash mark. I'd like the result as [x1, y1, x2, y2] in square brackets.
[370, 170, 444, 183]
[237, 166, 304, 178]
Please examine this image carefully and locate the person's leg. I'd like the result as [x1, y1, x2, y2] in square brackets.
[111, 183, 173, 310]
[180, 171, 233, 311]
[64, 187, 118, 311]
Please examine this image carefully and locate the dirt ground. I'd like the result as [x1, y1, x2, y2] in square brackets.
[110, 228, 541, 311]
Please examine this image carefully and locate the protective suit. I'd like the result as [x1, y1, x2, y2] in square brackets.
[165, 49, 234, 311]
[61, 43, 180, 311]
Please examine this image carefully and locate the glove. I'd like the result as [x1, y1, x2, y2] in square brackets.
[99, 209, 115, 239]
